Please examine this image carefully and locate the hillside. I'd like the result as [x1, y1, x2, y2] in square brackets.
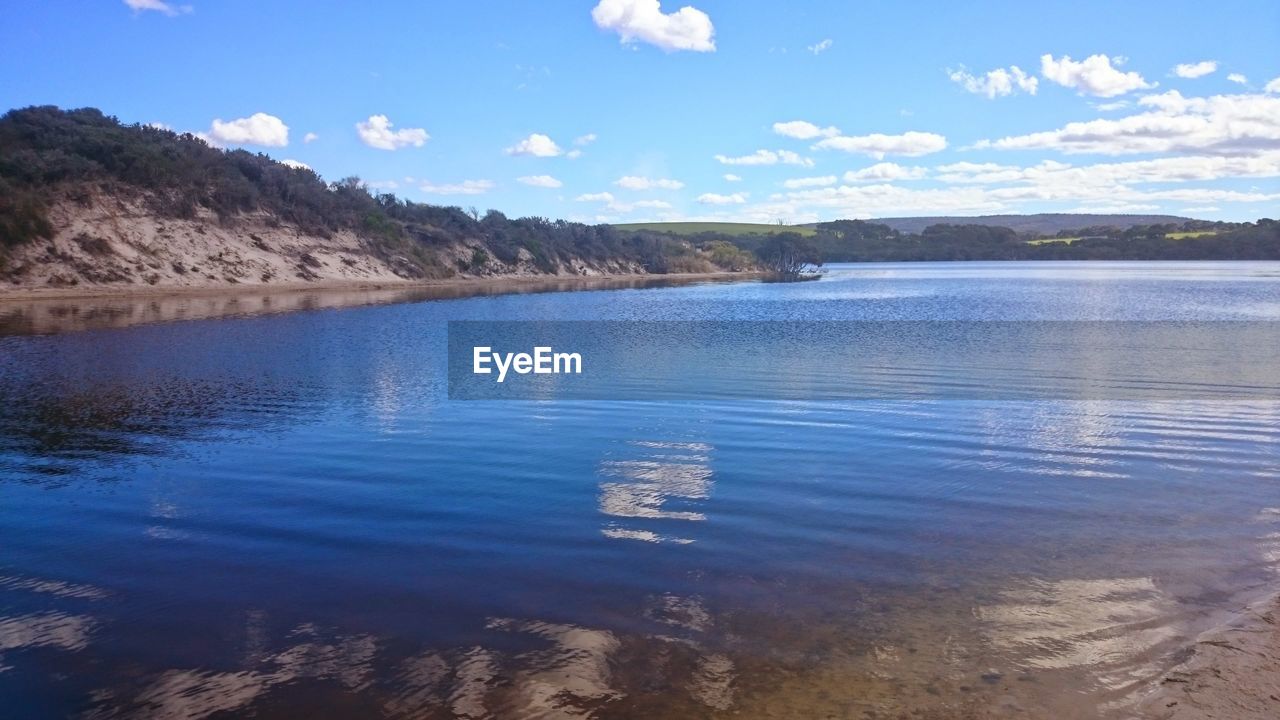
[631, 218, 1280, 262]
[0, 107, 750, 291]
[613, 222, 817, 237]
[872, 213, 1194, 235]
[618, 215, 1196, 238]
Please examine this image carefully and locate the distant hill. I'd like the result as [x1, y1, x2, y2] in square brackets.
[872, 214, 1194, 235]
[615, 217, 1279, 262]
[612, 221, 816, 237]
[614, 215, 1196, 238]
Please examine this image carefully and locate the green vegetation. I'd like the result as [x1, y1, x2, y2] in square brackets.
[613, 221, 817, 237]
[639, 219, 1279, 263]
[872, 213, 1193, 235]
[0, 106, 746, 278]
[756, 233, 822, 279]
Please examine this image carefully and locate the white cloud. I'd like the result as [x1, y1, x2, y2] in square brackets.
[774, 150, 813, 167]
[991, 185, 1279, 205]
[566, 149, 583, 159]
[574, 190, 663, 213]
[505, 133, 563, 157]
[1067, 203, 1161, 213]
[781, 175, 837, 189]
[279, 159, 311, 171]
[517, 175, 563, 188]
[123, 0, 191, 16]
[948, 65, 1038, 99]
[843, 163, 929, 182]
[813, 131, 947, 159]
[748, 153, 1280, 219]
[419, 180, 494, 195]
[365, 180, 399, 191]
[1227, 73, 1248, 85]
[697, 192, 748, 205]
[145, 122, 172, 131]
[775, 184, 1006, 216]
[303, 132, 319, 143]
[1173, 60, 1218, 79]
[773, 120, 841, 140]
[723, 173, 742, 182]
[204, 113, 289, 147]
[714, 149, 814, 167]
[1040, 54, 1155, 97]
[1180, 206, 1220, 213]
[1093, 100, 1129, 111]
[1266, 76, 1280, 94]
[934, 153, 1280, 186]
[808, 39, 833, 55]
[591, 0, 715, 53]
[356, 115, 429, 150]
[574, 133, 598, 146]
[615, 175, 684, 190]
[974, 90, 1280, 156]
[765, 181, 1280, 220]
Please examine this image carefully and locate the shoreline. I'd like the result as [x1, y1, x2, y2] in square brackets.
[1134, 593, 1280, 719]
[0, 269, 762, 302]
[0, 271, 763, 335]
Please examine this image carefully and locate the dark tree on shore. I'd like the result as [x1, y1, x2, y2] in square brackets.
[756, 232, 822, 279]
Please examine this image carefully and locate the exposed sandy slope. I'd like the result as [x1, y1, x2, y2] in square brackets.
[0, 193, 647, 291]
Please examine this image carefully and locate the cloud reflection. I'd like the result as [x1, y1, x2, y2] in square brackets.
[598, 440, 714, 544]
[978, 576, 1176, 691]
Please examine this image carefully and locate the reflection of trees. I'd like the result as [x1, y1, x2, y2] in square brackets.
[0, 273, 745, 337]
[0, 376, 304, 477]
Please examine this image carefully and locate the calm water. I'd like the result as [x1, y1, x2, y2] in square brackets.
[2, 262, 1279, 719]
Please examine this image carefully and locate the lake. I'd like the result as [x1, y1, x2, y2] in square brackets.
[2, 261, 1279, 719]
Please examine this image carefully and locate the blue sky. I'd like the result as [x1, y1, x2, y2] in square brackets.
[3, 0, 1279, 222]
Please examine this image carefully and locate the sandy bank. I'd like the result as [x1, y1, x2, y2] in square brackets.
[1135, 595, 1280, 719]
[0, 271, 762, 335]
[0, 270, 758, 302]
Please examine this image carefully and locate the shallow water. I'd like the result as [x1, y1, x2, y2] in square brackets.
[1, 261, 1278, 719]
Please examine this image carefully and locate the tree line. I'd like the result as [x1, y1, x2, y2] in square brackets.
[668, 217, 1280, 263]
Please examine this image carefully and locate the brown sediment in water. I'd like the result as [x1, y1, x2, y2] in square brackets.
[0, 271, 762, 335]
[16, 567, 1278, 719]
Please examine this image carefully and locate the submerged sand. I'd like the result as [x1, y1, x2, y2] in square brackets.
[1135, 595, 1280, 719]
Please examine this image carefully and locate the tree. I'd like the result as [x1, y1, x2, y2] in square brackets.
[756, 232, 821, 279]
